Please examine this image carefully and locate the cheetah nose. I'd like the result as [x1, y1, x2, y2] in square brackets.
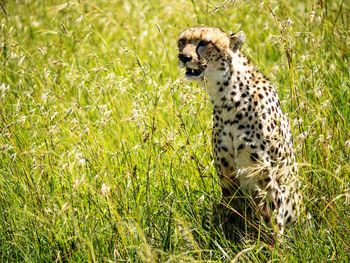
[178, 54, 192, 64]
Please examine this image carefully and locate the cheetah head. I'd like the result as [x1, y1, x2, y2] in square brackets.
[177, 26, 246, 81]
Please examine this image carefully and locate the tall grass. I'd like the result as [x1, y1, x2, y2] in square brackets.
[0, 0, 349, 261]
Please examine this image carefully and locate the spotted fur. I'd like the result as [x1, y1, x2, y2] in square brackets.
[178, 26, 301, 240]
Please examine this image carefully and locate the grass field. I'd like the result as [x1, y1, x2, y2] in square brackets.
[1, 0, 349, 261]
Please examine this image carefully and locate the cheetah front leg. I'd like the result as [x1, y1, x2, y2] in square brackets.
[233, 149, 282, 241]
[216, 171, 274, 242]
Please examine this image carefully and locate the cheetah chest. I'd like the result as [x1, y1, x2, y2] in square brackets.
[212, 117, 236, 177]
[212, 105, 267, 194]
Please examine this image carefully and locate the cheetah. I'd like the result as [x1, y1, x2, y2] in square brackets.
[177, 26, 301, 241]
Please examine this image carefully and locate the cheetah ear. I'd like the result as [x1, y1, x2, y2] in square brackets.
[229, 31, 246, 52]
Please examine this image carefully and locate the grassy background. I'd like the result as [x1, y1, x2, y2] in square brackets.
[1, 0, 349, 261]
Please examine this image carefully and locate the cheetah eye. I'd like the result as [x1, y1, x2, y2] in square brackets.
[178, 38, 186, 47]
[198, 40, 210, 47]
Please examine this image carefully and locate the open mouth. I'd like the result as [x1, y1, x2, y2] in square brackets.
[185, 67, 203, 78]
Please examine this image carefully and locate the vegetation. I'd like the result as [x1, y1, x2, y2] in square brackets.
[1, 0, 349, 261]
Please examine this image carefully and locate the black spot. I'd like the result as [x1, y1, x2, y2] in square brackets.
[271, 202, 276, 210]
[238, 125, 245, 130]
[223, 81, 229, 86]
[236, 113, 243, 120]
[258, 93, 264, 99]
[277, 198, 282, 207]
[258, 123, 263, 129]
[221, 157, 229, 167]
[222, 146, 228, 152]
[238, 144, 245, 150]
[235, 101, 241, 107]
[286, 216, 292, 224]
[260, 144, 265, 150]
[251, 152, 259, 162]
[219, 87, 224, 92]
